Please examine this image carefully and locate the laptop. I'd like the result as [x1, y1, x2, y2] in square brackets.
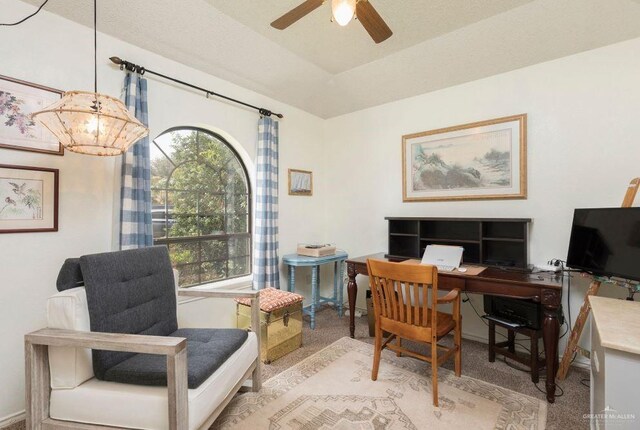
[421, 245, 464, 272]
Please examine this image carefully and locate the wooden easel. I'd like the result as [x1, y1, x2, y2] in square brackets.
[556, 178, 640, 380]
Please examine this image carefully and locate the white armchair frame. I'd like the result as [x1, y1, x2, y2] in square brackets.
[25, 288, 261, 430]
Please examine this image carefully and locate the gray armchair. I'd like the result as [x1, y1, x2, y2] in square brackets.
[25, 246, 260, 430]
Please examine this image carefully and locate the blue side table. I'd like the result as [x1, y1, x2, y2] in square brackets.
[282, 251, 348, 329]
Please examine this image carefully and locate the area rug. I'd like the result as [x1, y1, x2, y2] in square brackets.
[213, 337, 547, 429]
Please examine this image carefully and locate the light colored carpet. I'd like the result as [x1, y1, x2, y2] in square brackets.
[4, 307, 589, 430]
[213, 336, 547, 429]
[258, 306, 590, 430]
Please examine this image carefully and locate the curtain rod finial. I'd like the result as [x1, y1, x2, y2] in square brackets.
[109, 56, 122, 65]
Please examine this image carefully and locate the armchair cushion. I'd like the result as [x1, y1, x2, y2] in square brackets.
[47, 287, 93, 388]
[50, 333, 258, 430]
[80, 246, 178, 380]
[56, 258, 84, 291]
[46, 270, 180, 389]
[103, 328, 248, 389]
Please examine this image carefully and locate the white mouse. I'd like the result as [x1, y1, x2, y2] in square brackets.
[457, 267, 467, 273]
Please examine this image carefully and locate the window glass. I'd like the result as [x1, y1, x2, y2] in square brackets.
[151, 128, 251, 287]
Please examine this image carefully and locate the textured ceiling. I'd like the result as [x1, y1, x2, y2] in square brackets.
[208, 0, 534, 74]
[18, 0, 640, 118]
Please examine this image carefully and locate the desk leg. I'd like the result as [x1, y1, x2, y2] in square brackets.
[542, 301, 560, 403]
[333, 261, 339, 316]
[347, 263, 357, 338]
[338, 260, 345, 317]
[311, 265, 318, 330]
[288, 265, 295, 293]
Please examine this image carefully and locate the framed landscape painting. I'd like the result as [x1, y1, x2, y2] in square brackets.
[0, 75, 64, 155]
[0, 164, 59, 233]
[288, 169, 313, 196]
[402, 114, 527, 202]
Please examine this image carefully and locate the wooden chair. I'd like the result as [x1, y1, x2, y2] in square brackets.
[366, 259, 462, 407]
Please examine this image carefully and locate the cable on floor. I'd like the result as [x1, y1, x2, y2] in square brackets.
[465, 292, 577, 398]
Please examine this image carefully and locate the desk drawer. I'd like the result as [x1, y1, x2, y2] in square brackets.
[439, 276, 465, 291]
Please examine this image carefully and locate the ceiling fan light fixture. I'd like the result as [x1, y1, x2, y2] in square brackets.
[332, 0, 356, 26]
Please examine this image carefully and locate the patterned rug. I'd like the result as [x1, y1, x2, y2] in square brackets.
[213, 337, 547, 429]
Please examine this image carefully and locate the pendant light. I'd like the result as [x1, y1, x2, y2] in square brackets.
[31, 0, 148, 156]
[332, 0, 356, 26]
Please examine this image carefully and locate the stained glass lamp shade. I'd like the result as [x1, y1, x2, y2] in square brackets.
[31, 91, 148, 156]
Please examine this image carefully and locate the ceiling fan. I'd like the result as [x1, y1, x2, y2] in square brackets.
[271, 0, 393, 44]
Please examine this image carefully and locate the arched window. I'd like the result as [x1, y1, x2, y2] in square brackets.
[151, 127, 251, 287]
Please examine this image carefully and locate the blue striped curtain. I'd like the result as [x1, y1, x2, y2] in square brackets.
[253, 117, 280, 289]
[119, 73, 152, 250]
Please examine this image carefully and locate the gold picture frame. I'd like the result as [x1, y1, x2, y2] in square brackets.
[402, 114, 527, 202]
[288, 169, 313, 196]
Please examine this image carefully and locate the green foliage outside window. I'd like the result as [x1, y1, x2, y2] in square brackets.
[151, 128, 251, 287]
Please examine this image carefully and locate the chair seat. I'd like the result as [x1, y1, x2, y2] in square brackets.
[381, 308, 456, 340]
[423, 308, 456, 337]
[50, 332, 257, 430]
[103, 328, 248, 389]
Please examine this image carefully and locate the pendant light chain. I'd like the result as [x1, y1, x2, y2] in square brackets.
[94, 0, 98, 96]
[29, 0, 149, 156]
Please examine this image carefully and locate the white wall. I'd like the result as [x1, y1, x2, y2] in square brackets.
[323, 37, 639, 349]
[3, 0, 640, 423]
[0, 1, 326, 421]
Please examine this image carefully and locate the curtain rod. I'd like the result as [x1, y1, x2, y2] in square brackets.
[109, 56, 283, 119]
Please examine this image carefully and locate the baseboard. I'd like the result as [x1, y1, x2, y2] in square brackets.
[0, 411, 25, 429]
[570, 357, 590, 370]
[460, 331, 490, 344]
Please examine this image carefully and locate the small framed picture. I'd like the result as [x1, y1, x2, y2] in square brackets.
[288, 169, 313, 196]
[0, 74, 64, 155]
[0, 164, 59, 233]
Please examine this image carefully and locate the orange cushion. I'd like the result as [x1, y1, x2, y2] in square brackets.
[236, 287, 303, 312]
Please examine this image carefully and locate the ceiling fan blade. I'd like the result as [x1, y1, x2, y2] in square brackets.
[271, 0, 325, 30]
[356, 0, 392, 43]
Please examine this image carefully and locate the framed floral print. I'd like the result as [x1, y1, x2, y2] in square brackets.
[0, 75, 64, 155]
[0, 164, 59, 233]
[402, 114, 527, 202]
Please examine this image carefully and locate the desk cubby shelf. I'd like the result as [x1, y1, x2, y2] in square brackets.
[386, 217, 531, 268]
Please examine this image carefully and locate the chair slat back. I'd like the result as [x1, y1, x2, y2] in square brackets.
[367, 259, 438, 329]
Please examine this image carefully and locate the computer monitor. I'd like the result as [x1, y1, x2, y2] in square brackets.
[566, 207, 640, 281]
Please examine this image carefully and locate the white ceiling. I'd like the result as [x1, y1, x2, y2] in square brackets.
[208, 0, 534, 74]
[19, 0, 640, 118]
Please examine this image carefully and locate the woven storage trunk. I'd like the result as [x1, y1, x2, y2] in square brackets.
[236, 288, 303, 364]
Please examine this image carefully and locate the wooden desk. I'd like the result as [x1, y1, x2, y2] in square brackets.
[346, 253, 564, 403]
